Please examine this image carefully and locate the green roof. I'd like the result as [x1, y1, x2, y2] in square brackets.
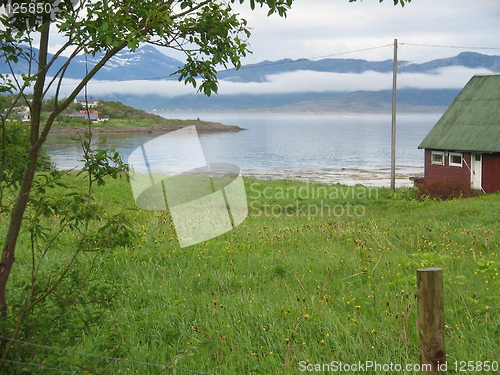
[418, 74, 500, 152]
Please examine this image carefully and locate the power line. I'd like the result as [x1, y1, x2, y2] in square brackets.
[401, 43, 500, 50]
[0, 336, 215, 375]
[234, 44, 393, 70]
[305, 44, 394, 60]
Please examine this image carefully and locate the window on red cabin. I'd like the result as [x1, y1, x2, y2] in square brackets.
[449, 153, 463, 167]
[431, 151, 444, 165]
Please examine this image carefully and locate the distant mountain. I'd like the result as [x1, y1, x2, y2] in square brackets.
[267, 89, 459, 113]
[2, 46, 499, 112]
[217, 58, 396, 82]
[0, 45, 183, 80]
[150, 51, 499, 112]
[217, 52, 500, 83]
[3, 46, 499, 82]
[75, 45, 183, 80]
[401, 52, 500, 73]
[104, 89, 457, 113]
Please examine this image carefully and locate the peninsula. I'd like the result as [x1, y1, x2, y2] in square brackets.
[49, 98, 245, 134]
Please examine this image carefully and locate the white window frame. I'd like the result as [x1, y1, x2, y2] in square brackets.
[449, 152, 463, 167]
[431, 151, 445, 165]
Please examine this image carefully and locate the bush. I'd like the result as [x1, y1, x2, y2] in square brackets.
[416, 179, 480, 200]
[0, 121, 54, 190]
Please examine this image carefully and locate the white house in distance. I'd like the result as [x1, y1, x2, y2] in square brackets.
[74, 97, 101, 107]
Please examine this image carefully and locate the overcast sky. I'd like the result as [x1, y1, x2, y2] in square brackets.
[162, 0, 500, 65]
[49, 0, 500, 98]
[45, 0, 500, 65]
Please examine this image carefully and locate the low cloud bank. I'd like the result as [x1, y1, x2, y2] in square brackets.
[51, 66, 494, 99]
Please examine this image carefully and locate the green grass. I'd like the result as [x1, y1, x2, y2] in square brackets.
[1, 176, 499, 374]
[52, 117, 206, 129]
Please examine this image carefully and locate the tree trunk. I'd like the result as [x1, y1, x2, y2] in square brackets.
[0, 21, 50, 320]
[0, 152, 40, 319]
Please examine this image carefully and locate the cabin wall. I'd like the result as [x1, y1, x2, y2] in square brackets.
[424, 150, 500, 193]
[424, 150, 471, 185]
[482, 153, 500, 193]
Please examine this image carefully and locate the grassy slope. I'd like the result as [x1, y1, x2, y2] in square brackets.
[51, 100, 240, 131]
[2, 176, 499, 374]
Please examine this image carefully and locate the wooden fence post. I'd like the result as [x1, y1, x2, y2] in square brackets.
[417, 268, 447, 374]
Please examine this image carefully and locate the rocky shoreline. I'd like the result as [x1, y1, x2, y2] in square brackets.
[50, 121, 245, 134]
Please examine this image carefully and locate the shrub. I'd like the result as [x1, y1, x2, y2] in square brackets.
[0, 121, 54, 190]
[416, 179, 480, 200]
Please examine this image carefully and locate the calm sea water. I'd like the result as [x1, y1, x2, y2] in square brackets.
[45, 112, 442, 187]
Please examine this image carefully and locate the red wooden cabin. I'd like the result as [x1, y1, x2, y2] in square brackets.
[419, 75, 500, 193]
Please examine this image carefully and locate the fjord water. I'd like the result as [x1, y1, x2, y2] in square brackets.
[45, 113, 441, 187]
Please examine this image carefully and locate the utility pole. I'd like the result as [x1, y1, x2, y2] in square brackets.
[390, 39, 398, 191]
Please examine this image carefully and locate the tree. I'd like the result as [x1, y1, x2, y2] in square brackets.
[0, 0, 411, 369]
[0, 0, 294, 318]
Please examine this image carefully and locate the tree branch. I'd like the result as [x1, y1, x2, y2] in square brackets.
[172, 0, 213, 19]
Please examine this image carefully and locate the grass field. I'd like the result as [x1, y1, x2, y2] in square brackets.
[1, 175, 499, 374]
